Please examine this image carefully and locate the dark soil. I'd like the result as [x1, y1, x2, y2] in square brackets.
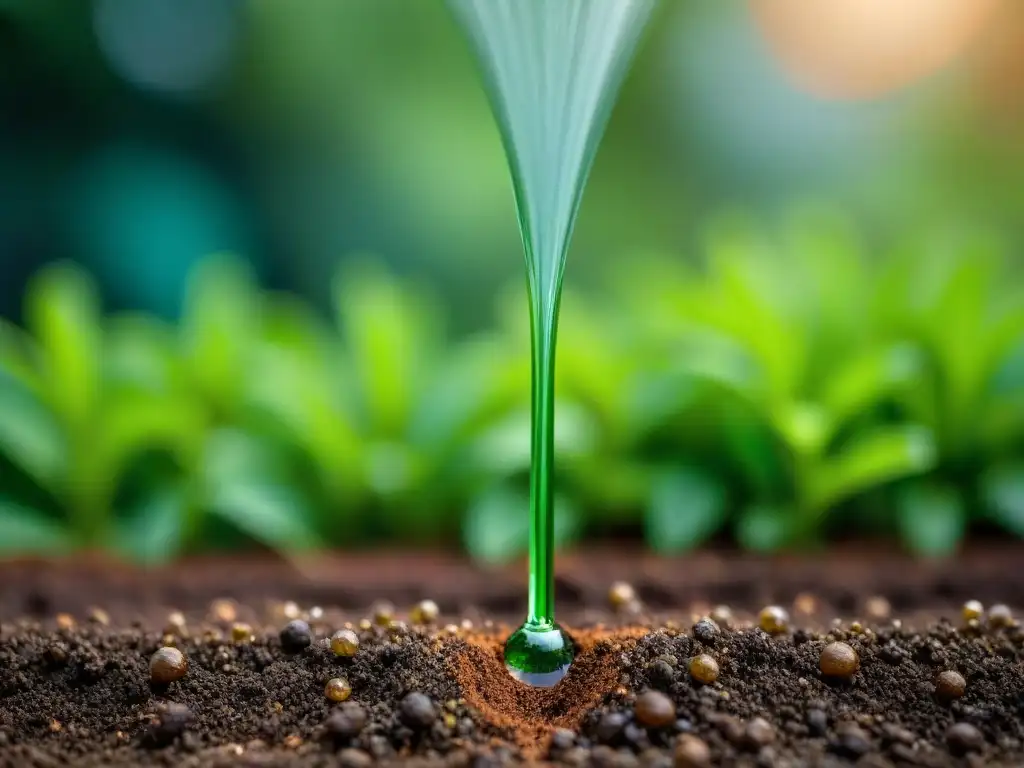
[0, 547, 1022, 767]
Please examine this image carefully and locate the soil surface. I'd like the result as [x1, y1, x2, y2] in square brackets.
[0, 547, 1022, 766]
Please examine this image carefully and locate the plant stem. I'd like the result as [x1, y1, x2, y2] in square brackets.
[527, 282, 561, 626]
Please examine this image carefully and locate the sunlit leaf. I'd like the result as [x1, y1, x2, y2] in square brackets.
[644, 467, 727, 553]
[25, 263, 102, 429]
[0, 375, 66, 487]
[208, 480, 320, 551]
[808, 426, 936, 513]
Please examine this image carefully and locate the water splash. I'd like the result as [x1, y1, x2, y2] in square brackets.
[448, 0, 655, 686]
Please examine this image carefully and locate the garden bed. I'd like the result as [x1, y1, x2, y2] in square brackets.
[0, 546, 1022, 766]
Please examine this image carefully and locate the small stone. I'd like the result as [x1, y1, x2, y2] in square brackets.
[209, 599, 237, 624]
[674, 734, 711, 767]
[989, 604, 1013, 629]
[371, 601, 395, 626]
[338, 748, 373, 768]
[595, 711, 628, 744]
[745, 718, 775, 749]
[946, 722, 984, 755]
[758, 606, 789, 635]
[325, 677, 352, 702]
[87, 607, 110, 626]
[410, 599, 440, 625]
[692, 619, 719, 644]
[146, 703, 192, 746]
[806, 709, 828, 737]
[331, 629, 360, 657]
[794, 593, 817, 615]
[231, 623, 252, 643]
[280, 620, 312, 653]
[709, 605, 733, 629]
[864, 596, 891, 619]
[150, 647, 188, 684]
[962, 600, 984, 623]
[634, 691, 675, 729]
[325, 703, 367, 741]
[550, 728, 576, 752]
[400, 692, 437, 730]
[831, 725, 872, 759]
[609, 582, 637, 609]
[688, 654, 720, 684]
[935, 670, 967, 701]
[819, 642, 859, 678]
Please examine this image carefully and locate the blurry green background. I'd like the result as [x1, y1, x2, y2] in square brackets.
[2, 0, 1024, 563]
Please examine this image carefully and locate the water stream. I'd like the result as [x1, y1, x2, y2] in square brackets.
[448, 0, 656, 686]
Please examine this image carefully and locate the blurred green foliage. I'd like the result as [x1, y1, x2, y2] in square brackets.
[0, 208, 1022, 563]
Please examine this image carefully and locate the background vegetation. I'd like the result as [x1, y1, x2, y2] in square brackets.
[2, 1, 1024, 561]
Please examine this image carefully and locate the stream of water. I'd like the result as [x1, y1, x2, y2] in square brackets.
[448, 0, 656, 686]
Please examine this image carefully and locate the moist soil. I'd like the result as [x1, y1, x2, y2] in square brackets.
[0, 546, 1023, 767]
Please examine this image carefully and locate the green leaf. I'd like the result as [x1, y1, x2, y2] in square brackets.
[0, 318, 42, 394]
[644, 467, 727, 553]
[895, 484, 965, 557]
[207, 480, 320, 552]
[25, 263, 102, 428]
[0, 501, 70, 555]
[104, 314, 183, 394]
[821, 344, 923, 430]
[808, 426, 936, 513]
[181, 255, 259, 410]
[112, 487, 188, 564]
[770, 401, 829, 457]
[981, 465, 1024, 537]
[734, 504, 793, 553]
[463, 486, 578, 564]
[0, 375, 66, 487]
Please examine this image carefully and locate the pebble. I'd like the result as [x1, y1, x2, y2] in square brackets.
[688, 654, 719, 684]
[595, 711, 628, 744]
[324, 677, 352, 702]
[946, 722, 984, 755]
[674, 734, 711, 767]
[338, 748, 373, 768]
[989, 604, 1013, 629]
[709, 605, 733, 629]
[371, 600, 395, 626]
[146, 703, 192, 746]
[634, 691, 676, 729]
[831, 725, 872, 759]
[330, 629, 360, 657]
[935, 670, 967, 701]
[150, 647, 188, 684]
[549, 728, 576, 752]
[692, 618, 719, 644]
[400, 692, 437, 730]
[745, 717, 775, 749]
[758, 606, 789, 635]
[410, 599, 440, 625]
[609, 582, 637, 609]
[230, 623, 252, 643]
[819, 642, 859, 678]
[324, 702, 367, 740]
[639, 747, 672, 768]
[962, 600, 984, 623]
[280, 620, 312, 653]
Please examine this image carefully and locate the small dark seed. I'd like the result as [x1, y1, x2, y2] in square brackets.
[145, 702, 192, 746]
[935, 670, 967, 701]
[399, 692, 437, 730]
[150, 647, 188, 684]
[280, 620, 312, 653]
[946, 722, 984, 755]
[634, 690, 676, 729]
